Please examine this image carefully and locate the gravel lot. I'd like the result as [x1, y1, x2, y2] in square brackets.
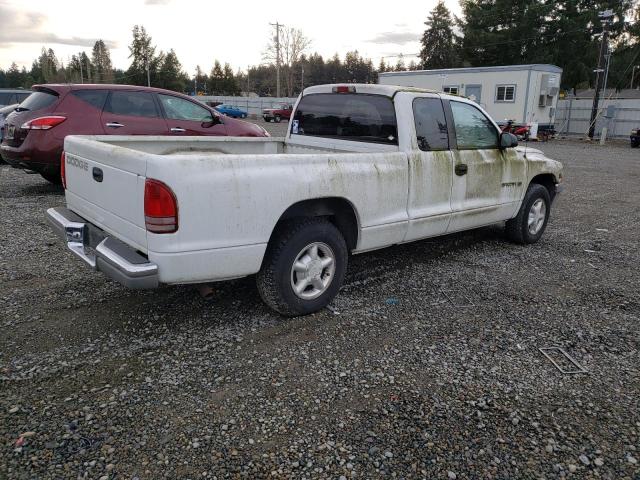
[1, 135, 639, 479]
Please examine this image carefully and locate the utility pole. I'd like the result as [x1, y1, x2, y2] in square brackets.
[301, 64, 304, 92]
[588, 9, 613, 139]
[631, 66, 640, 89]
[86, 55, 92, 83]
[270, 22, 284, 97]
[247, 66, 250, 93]
[79, 53, 84, 83]
[144, 46, 151, 87]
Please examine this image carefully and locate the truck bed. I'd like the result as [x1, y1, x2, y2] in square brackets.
[85, 135, 395, 156]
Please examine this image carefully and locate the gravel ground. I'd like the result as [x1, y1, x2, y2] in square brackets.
[1, 137, 639, 480]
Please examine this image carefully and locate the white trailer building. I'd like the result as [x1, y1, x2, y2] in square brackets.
[378, 64, 562, 130]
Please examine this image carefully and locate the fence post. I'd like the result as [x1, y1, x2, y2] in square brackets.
[566, 99, 572, 135]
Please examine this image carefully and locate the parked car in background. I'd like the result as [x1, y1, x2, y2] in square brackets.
[1, 84, 268, 184]
[0, 89, 31, 108]
[262, 103, 293, 123]
[631, 128, 639, 148]
[0, 103, 18, 142]
[214, 104, 248, 118]
[0, 103, 19, 164]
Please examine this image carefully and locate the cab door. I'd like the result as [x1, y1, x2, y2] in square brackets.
[403, 96, 454, 242]
[157, 94, 227, 136]
[447, 99, 507, 232]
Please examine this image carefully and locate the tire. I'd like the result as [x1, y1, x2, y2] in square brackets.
[274, 115, 281, 123]
[241, 114, 247, 119]
[40, 171, 62, 185]
[631, 140, 639, 148]
[505, 183, 551, 244]
[264, 118, 271, 122]
[256, 218, 348, 316]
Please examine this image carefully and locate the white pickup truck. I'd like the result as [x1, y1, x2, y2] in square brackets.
[47, 84, 563, 316]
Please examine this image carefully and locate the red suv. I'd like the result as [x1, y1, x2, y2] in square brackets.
[1, 84, 268, 184]
[262, 103, 293, 123]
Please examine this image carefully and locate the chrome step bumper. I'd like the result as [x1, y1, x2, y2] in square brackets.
[46, 207, 159, 289]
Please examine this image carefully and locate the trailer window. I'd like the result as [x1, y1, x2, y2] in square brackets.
[291, 93, 398, 145]
[496, 85, 516, 102]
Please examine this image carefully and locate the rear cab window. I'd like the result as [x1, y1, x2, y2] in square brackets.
[17, 89, 59, 112]
[413, 97, 449, 151]
[291, 93, 398, 145]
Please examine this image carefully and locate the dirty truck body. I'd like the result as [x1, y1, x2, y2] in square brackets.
[47, 84, 563, 316]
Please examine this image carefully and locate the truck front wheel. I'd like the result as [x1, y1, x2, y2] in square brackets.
[257, 218, 348, 316]
[505, 183, 551, 244]
[274, 115, 282, 123]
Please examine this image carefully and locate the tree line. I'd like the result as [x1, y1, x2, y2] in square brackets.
[1, 1, 639, 96]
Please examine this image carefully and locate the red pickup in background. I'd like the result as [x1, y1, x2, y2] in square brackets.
[262, 103, 293, 123]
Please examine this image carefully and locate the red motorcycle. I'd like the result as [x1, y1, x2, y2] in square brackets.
[501, 120, 530, 140]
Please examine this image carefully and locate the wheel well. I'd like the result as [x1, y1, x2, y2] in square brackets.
[529, 174, 557, 201]
[274, 198, 359, 251]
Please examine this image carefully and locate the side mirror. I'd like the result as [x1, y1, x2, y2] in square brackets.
[202, 114, 222, 127]
[500, 132, 518, 149]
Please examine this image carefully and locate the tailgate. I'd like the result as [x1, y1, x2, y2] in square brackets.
[63, 136, 148, 252]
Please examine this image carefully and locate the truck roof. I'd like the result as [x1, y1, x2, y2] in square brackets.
[302, 83, 442, 98]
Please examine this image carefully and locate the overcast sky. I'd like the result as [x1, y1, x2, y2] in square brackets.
[0, 0, 461, 74]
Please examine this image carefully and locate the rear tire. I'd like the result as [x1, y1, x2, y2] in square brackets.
[505, 183, 551, 244]
[631, 140, 639, 148]
[40, 171, 62, 185]
[274, 115, 281, 123]
[256, 218, 348, 316]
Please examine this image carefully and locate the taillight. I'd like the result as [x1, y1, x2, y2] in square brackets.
[60, 151, 66, 189]
[21, 116, 67, 130]
[333, 86, 356, 94]
[144, 179, 178, 234]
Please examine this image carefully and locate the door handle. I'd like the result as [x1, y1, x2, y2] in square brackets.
[92, 167, 103, 183]
[455, 164, 468, 176]
[105, 122, 124, 128]
[170, 127, 186, 133]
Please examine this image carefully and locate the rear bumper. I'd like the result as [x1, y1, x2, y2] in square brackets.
[1, 135, 62, 174]
[46, 207, 159, 289]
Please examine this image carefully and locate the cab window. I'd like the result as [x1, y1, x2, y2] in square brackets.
[450, 101, 498, 149]
[412, 97, 448, 151]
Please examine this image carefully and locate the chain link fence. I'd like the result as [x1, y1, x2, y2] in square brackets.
[556, 98, 640, 138]
[196, 95, 298, 118]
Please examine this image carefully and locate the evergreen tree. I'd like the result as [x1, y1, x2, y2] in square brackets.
[125, 25, 163, 86]
[222, 63, 240, 95]
[209, 61, 224, 94]
[92, 40, 114, 83]
[395, 54, 406, 72]
[420, 1, 458, 69]
[158, 49, 188, 92]
[378, 58, 389, 73]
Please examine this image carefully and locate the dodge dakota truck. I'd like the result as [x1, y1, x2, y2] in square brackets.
[47, 84, 563, 316]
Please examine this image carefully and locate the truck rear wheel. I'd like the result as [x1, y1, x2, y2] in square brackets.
[256, 218, 348, 316]
[274, 115, 281, 123]
[505, 183, 551, 244]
